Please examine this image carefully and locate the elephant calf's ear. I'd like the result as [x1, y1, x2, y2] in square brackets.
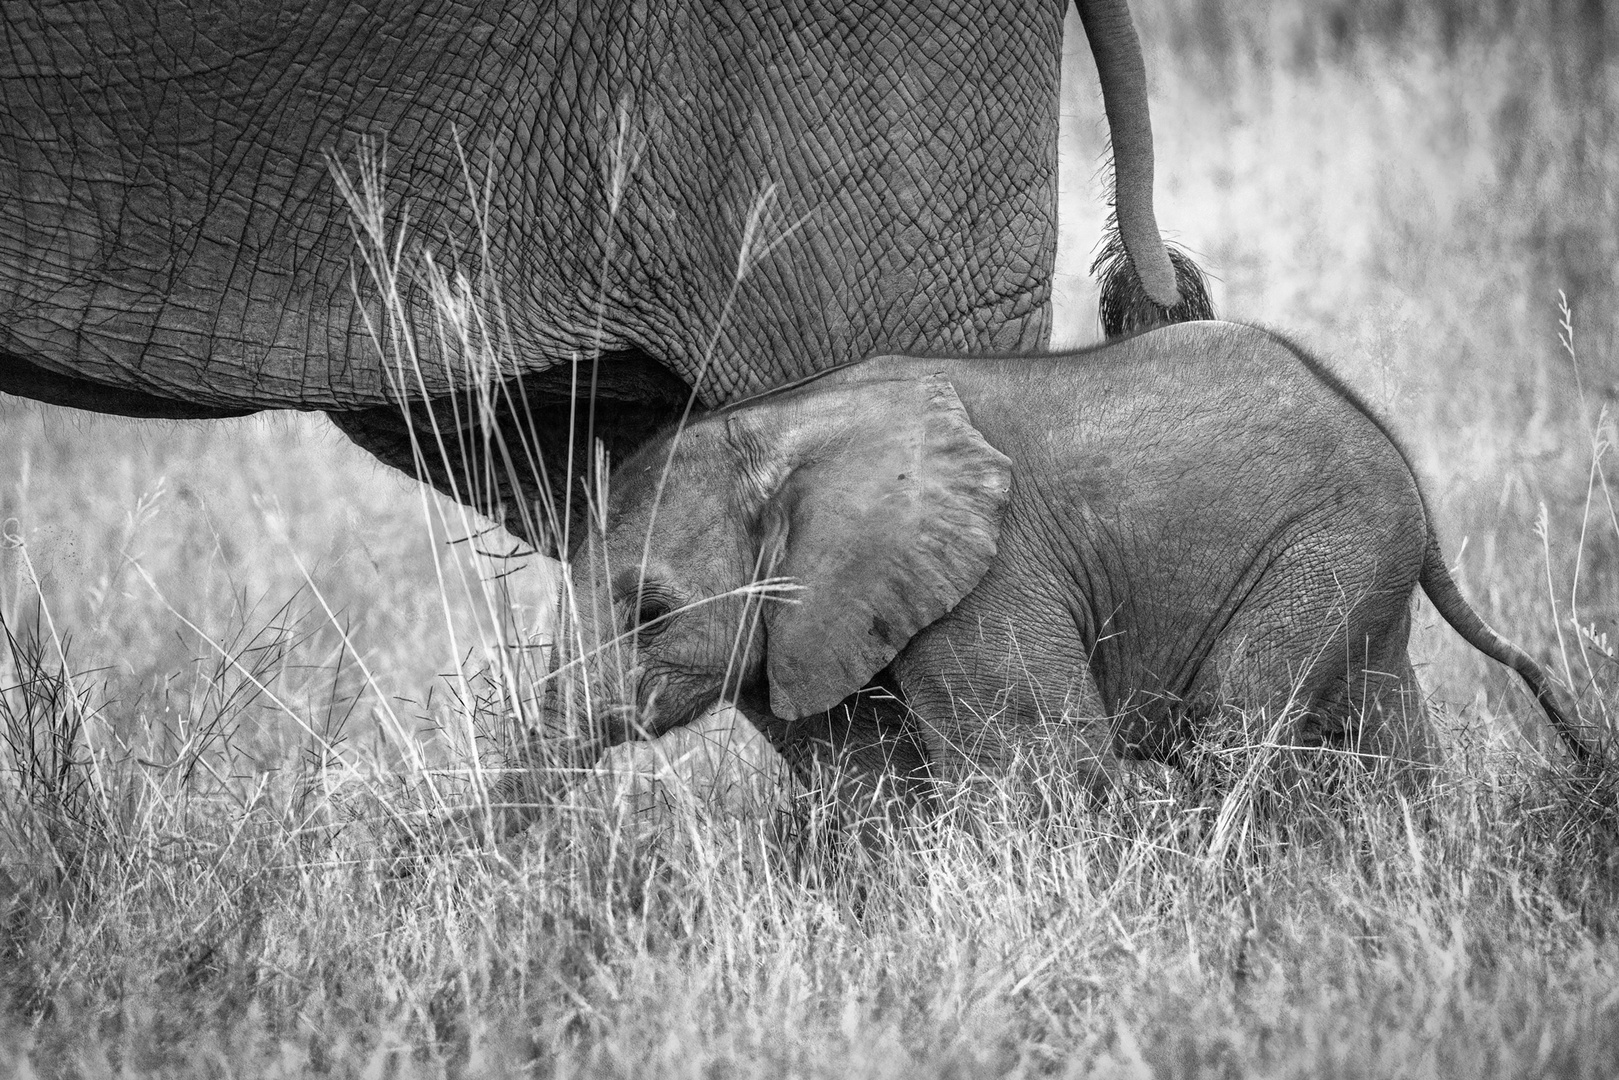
[750, 375, 1012, 719]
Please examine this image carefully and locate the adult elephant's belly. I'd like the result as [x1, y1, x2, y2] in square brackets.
[1, 1, 1069, 414]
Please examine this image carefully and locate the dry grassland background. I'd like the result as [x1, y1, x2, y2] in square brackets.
[1, 2, 1617, 1076]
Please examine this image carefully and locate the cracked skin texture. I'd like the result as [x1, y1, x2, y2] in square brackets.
[0, 1, 1114, 545]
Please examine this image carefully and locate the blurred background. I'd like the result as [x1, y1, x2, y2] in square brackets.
[1, 0, 1613, 780]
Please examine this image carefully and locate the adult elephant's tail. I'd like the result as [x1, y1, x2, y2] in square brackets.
[1090, 230, 1215, 340]
[1420, 532, 1607, 768]
[1077, 0, 1217, 339]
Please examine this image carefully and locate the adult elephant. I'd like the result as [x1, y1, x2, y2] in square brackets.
[1, 0, 1208, 551]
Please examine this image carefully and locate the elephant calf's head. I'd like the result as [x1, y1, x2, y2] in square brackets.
[553, 372, 1013, 746]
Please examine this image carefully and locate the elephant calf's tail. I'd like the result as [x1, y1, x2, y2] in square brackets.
[1420, 532, 1606, 767]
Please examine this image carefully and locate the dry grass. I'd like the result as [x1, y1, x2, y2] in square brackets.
[3, 2, 1619, 1075]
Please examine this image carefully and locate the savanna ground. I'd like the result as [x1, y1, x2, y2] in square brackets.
[3, 2, 1619, 1075]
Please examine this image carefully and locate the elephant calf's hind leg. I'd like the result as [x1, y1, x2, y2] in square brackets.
[1202, 535, 1431, 776]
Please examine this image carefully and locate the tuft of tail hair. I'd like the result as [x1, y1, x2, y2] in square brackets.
[1091, 225, 1215, 340]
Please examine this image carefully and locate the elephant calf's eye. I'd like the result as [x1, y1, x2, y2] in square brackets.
[625, 590, 676, 642]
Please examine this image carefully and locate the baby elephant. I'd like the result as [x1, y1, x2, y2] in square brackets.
[517, 322, 1596, 834]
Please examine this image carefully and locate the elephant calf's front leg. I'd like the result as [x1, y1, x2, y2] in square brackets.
[738, 674, 936, 845]
[891, 591, 1121, 808]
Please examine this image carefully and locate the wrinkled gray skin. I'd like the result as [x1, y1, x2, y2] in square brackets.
[1, 1, 1208, 550]
[484, 321, 1596, 837]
